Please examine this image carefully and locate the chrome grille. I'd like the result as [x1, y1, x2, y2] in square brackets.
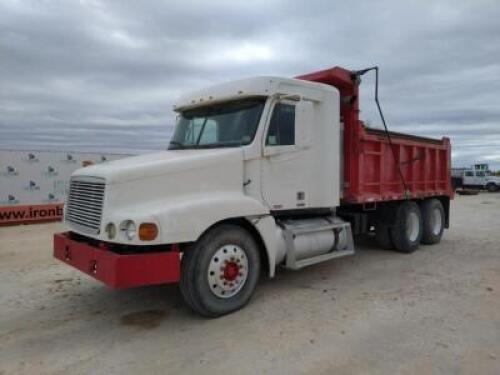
[66, 177, 105, 234]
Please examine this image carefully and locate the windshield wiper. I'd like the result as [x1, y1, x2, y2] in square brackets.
[168, 141, 185, 149]
[194, 141, 244, 149]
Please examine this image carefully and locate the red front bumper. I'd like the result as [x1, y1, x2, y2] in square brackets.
[53, 232, 180, 288]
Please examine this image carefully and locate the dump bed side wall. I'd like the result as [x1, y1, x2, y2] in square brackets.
[296, 66, 453, 205]
[343, 125, 453, 204]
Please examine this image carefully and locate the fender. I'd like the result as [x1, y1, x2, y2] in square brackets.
[247, 215, 284, 277]
[109, 193, 284, 277]
[108, 192, 269, 245]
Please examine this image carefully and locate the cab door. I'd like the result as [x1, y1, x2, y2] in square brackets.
[463, 171, 474, 186]
[474, 171, 486, 186]
[260, 99, 312, 211]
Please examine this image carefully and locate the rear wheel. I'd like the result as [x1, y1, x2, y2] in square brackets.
[420, 199, 445, 245]
[180, 224, 260, 317]
[390, 201, 422, 253]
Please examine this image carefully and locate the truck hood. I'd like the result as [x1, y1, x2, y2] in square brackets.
[73, 149, 243, 185]
[66, 147, 267, 244]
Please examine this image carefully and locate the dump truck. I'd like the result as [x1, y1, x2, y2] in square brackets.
[54, 66, 453, 317]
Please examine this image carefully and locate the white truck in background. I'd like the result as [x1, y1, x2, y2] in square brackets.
[452, 163, 500, 192]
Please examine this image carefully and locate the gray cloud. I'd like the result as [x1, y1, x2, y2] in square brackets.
[1, 0, 499, 168]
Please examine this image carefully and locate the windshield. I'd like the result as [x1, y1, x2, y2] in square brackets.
[168, 97, 266, 150]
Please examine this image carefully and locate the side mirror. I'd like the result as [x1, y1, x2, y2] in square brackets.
[295, 100, 313, 149]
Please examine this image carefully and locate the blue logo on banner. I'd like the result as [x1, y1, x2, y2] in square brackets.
[62, 154, 77, 163]
[43, 193, 58, 202]
[0, 195, 20, 204]
[23, 153, 39, 162]
[42, 165, 58, 177]
[25, 180, 40, 191]
[1, 166, 19, 176]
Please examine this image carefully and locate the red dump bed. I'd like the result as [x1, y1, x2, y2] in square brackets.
[297, 67, 453, 204]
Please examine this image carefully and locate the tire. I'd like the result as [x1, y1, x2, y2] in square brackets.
[420, 199, 445, 245]
[375, 222, 394, 250]
[486, 183, 498, 192]
[180, 224, 260, 317]
[390, 201, 423, 253]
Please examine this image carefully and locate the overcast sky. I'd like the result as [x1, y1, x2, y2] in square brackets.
[1, 0, 499, 168]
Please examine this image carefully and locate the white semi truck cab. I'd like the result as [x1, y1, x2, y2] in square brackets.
[54, 66, 453, 317]
[70, 76, 343, 246]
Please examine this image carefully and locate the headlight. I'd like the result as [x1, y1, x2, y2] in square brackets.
[105, 222, 116, 239]
[122, 220, 136, 240]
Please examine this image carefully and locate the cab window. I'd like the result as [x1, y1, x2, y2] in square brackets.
[169, 98, 265, 149]
[198, 120, 218, 145]
[266, 103, 295, 146]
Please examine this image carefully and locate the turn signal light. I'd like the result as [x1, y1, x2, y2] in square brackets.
[139, 223, 158, 241]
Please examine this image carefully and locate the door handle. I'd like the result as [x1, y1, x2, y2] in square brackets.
[269, 152, 300, 162]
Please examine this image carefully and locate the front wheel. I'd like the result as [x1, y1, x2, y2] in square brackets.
[180, 224, 260, 317]
[486, 183, 499, 192]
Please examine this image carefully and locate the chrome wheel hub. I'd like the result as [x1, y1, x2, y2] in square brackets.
[406, 211, 420, 242]
[208, 244, 248, 299]
[431, 207, 442, 235]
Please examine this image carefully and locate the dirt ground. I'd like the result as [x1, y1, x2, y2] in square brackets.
[1, 193, 499, 375]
